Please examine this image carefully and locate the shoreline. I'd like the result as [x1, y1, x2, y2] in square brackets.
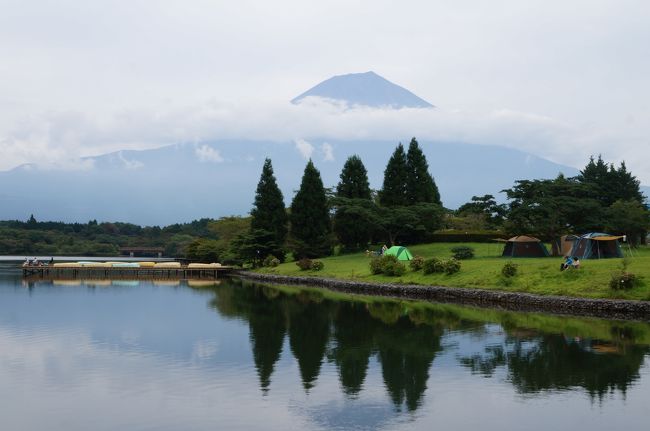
[235, 271, 650, 321]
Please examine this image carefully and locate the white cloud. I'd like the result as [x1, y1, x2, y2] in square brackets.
[294, 138, 314, 160]
[117, 151, 144, 169]
[321, 142, 334, 161]
[195, 145, 224, 163]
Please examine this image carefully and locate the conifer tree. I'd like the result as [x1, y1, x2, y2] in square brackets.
[333, 155, 375, 250]
[249, 158, 288, 260]
[379, 144, 408, 207]
[290, 160, 332, 258]
[336, 155, 372, 199]
[405, 137, 441, 205]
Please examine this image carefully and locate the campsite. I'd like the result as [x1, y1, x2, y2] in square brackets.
[257, 241, 650, 301]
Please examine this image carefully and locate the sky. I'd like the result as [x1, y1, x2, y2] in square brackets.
[1, 0, 649, 181]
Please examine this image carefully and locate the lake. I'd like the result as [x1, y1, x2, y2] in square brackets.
[1, 264, 649, 430]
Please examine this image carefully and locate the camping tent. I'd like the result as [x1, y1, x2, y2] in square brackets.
[551, 235, 577, 257]
[501, 236, 549, 258]
[570, 233, 623, 259]
[384, 246, 413, 261]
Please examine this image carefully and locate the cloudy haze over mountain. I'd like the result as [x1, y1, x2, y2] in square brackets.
[1, 0, 649, 209]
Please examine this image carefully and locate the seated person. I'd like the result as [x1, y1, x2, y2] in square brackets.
[572, 257, 580, 269]
[561, 255, 574, 271]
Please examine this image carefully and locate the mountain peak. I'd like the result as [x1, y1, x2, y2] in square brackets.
[291, 72, 434, 109]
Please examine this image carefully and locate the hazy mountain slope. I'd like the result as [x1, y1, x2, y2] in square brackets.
[0, 140, 578, 225]
[291, 71, 434, 108]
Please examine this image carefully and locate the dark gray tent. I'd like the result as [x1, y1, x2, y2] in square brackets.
[501, 236, 549, 258]
[570, 233, 623, 259]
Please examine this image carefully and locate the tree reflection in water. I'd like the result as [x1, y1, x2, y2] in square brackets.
[206, 279, 650, 411]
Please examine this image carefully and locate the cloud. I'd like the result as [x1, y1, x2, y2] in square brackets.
[321, 142, 334, 161]
[117, 151, 144, 169]
[195, 145, 224, 163]
[0, 97, 649, 184]
[294, 138, 314, 160]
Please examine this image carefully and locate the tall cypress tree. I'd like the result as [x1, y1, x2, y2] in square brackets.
[290, 160, 332, 258]
[334, 155, 374, 250]
[249, 158, 288, 260]
[405, 138, 441, 205]
[336, 155, 372, 199]
[379, 144, 408, 207]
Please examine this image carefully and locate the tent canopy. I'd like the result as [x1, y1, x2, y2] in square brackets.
[507, 235, 541, 243]
[385, 246, 413, 261]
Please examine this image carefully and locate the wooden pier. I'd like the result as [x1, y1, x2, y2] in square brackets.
[21, 265, 233, 280]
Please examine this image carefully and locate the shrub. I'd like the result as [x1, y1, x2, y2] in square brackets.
[443, 258, 461, 275]
[451, 246, 475, 260]
[610, 272, 637, 290]
[370, 257, 384, 274]
[311, 260, 324, 271]
[296, 258, 313, 271]
[410, 255, 425, 271]
[369, 255, 405, 276]
[383, 259, 406, 276]
[423, 257, 444, 274]
[501, 261, 518, 277]
[263, 255, 280, 267]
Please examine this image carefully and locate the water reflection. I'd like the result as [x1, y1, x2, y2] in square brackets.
[2, 272, 650, 431]
[206, 279, 650, 410]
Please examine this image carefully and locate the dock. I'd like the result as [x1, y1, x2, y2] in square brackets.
[21, 265, 233, 280]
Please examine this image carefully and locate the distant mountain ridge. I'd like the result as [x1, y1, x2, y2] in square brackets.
[291, 71, 434, 108]
[0, 139, 580, 225]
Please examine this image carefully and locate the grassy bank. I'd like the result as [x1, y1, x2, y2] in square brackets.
[256, 243, 650, 301]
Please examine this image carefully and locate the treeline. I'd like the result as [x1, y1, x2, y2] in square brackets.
[453, 156, 648, 244]
[230, 138, 444, 265]
[0, 216, 232, 257]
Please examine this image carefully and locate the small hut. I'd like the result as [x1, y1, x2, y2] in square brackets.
[501, 236, 549, 258]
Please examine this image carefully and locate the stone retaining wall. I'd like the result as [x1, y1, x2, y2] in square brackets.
[234, 271, 650, 321]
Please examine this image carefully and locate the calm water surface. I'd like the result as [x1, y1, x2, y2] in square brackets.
[1, 264, 649, 430]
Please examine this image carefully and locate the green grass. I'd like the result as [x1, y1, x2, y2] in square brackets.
[256, 242, 650, 301]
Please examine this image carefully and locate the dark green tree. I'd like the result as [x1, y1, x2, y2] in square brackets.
[456, 194, 507, 229]
[376, 203, 443, 245]
[333, 155, 375, 250]
[336, 155, 372, 199]
[289, 160, 332, 258]
[405, 138, 441, 205]
[578, 156, 644, 206]
[248, 159, 288, 261]
[503, 174, 603, 239]
[379, 144, 408, 207]
[605, 200, 650, 245]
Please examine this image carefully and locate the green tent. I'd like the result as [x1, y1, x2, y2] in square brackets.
[384, 246, 413, 261]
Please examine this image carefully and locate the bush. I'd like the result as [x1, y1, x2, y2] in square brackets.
[383, 259, 406, 276]
[451, 246, 475, 260]
[443, 258, 461, 275]
[410, 255, 425, 271]
[610, 272, 637, 290]
[311, 260, 324, 271]
[423, 257, 444, 274]
[369, 255, 405, 276]
[370, 257, 384, 274]
[296, 258, 313, 271]
[263, 255, 280, 267]
[501, 261, 518, 277]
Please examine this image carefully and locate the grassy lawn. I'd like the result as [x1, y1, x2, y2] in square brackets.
[256, 242, 650, 301]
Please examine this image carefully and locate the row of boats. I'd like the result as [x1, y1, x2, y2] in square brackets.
[49, 261, 223, 269]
